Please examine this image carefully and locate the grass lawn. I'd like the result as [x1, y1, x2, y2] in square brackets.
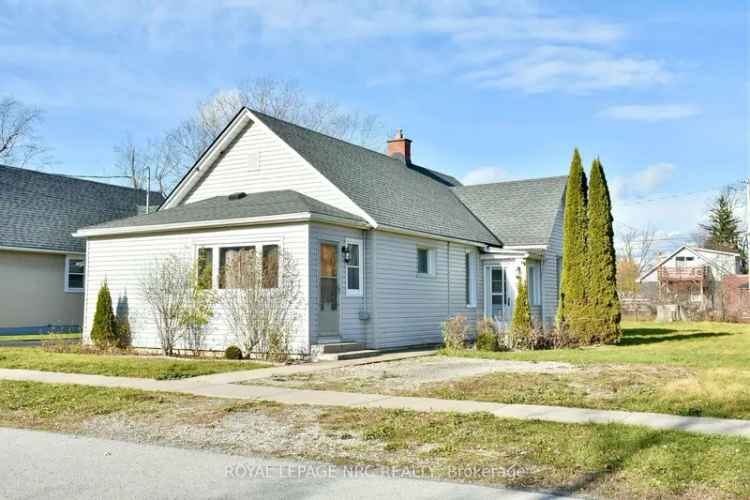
[0, 348, 269, 379]
[0, 333, 81, 343]
[443, 321, 750, 368]
[411, 365, 750, 419]
[1, 380, 748, 499]
[425, 322, 750, 419]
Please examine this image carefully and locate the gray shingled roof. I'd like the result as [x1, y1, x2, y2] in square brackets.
[0, 165, 164, 253]
[453, 176, 567, 247]
[83, 190, 367, 231]
[253, 110, 499, 245]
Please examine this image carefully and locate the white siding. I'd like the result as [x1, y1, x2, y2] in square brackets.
[308, 223, 374, 345]
[540, 201, 564, 328]
[181, 121, 369, 221]
[372, 230, 481, 349]
[693, 249, 741, 280]
[82, 223, 310, 353]
[643, 247, 741, 284]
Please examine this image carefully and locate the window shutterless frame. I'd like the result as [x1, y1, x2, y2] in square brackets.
[64, 255, 85, 293]
[465, 250, 477, 307]
[416, 246, 435, 276]
[345, 238, 363, 297]
[194, 240, 282, 290]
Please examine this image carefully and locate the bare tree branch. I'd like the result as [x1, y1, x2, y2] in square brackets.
[115, 78, 384, 196]
[0, 97, 50, 167]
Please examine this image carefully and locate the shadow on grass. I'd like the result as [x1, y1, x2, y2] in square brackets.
[619, 329, 732, 346]
[557, 430, 667, 496]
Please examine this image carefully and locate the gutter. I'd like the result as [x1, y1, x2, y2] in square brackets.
[73, 212, 371, 238]
[0, 245, 84, 256]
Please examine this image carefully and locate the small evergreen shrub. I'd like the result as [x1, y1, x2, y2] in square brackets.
[225, 345, 243, 360]
[509, 274, 534, 350]
[90, 281, 119, 349]
[441, 314, 468, 350]
[475, 319, 501, 352]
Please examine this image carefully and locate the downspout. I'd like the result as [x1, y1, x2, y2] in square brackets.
[447, 241, 451, 317]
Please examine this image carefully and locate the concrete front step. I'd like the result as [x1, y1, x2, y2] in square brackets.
[317, 349, 381, 361]
[319, 342, 364, 354]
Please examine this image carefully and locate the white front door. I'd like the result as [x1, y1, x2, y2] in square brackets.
[485, 264, 514, 329]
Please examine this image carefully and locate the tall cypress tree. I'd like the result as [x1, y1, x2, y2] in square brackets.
[557, 148, 588, 337]
[586, 158, 621, 343]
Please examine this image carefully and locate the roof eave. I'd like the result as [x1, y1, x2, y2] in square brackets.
[73, 212, 370, 238]
[376, 224, 499, 248]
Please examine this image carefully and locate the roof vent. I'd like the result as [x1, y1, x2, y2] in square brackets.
[228, 192, 247, 201]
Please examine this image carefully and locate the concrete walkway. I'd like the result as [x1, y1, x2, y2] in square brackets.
[2, 359, 750, 439]
[1, 427, 577, 500]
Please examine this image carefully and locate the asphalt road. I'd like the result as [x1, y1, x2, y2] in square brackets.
[0, 427, 575, 500]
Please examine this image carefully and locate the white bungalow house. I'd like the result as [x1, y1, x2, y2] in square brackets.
[74, 108, 566, 355]
[639, 245, 743, 305]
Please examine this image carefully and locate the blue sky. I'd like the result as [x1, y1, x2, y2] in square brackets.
[2, 0, 748, 249]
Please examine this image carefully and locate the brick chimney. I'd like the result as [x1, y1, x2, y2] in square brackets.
[387, 129, 412, 164]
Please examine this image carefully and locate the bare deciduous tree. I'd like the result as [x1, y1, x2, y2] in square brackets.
[118, 78, 383, 195]
[619, 225, 657, 276]
[0, 97, 49, 167]
[616, 225, 657, 299]
[114, 135, 145, 190]
[113, 135, 181, 197]
[219, 247, 301, 360]
[139, 254, 192, 356]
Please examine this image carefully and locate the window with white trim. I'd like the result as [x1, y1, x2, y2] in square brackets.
[65, 256, 85, 292]
[198, 242, 281, 290]
[345, 238, 363, 296]
[416, 247, 434, 275]
[465, 251, 477, 307]
[527, 262, 542, 306]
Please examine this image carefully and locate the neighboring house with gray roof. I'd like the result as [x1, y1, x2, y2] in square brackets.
[0, 164, 163, 333]
[75, 108, 565, 355]
[638, 245, 743, 305]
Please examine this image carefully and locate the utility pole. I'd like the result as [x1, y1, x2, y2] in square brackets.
[746, 177, 749, 290]
[145, 166, 151, 214]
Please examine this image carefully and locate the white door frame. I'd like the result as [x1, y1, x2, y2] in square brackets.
[483, 261, 517, 330]
[318, 241, 341, 339]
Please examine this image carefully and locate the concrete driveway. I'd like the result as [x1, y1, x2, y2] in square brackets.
[0, 427, 575, 500]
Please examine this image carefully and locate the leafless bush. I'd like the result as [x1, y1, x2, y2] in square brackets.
[442, 314, 469, 350]
[139, 254, 192, 356]
[219, 248, 301, 361]
[180, 261, 217, 356]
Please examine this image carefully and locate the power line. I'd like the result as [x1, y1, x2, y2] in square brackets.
[614, 180, 744, 206]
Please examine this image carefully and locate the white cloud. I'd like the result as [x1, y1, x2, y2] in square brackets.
[609, 163, 721, 254]
[465, 46, 672, 94]
[461, 167, 514, 185]
[600, 104, 699, 121]
[4, 1, 655, 96]
[610, 163, 676, 199]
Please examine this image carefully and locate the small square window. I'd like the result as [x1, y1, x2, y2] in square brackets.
[65, 256, 85, 292]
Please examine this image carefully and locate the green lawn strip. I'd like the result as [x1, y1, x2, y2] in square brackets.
[0, 380, 189, 430]
[1, 380, 747, 499]
[320, 408, 750, 498]
[441, 321, 750, 369]
[0, 333, 81, 342]
[408, 365, 750, 420]
[0, 348, 268, 380]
